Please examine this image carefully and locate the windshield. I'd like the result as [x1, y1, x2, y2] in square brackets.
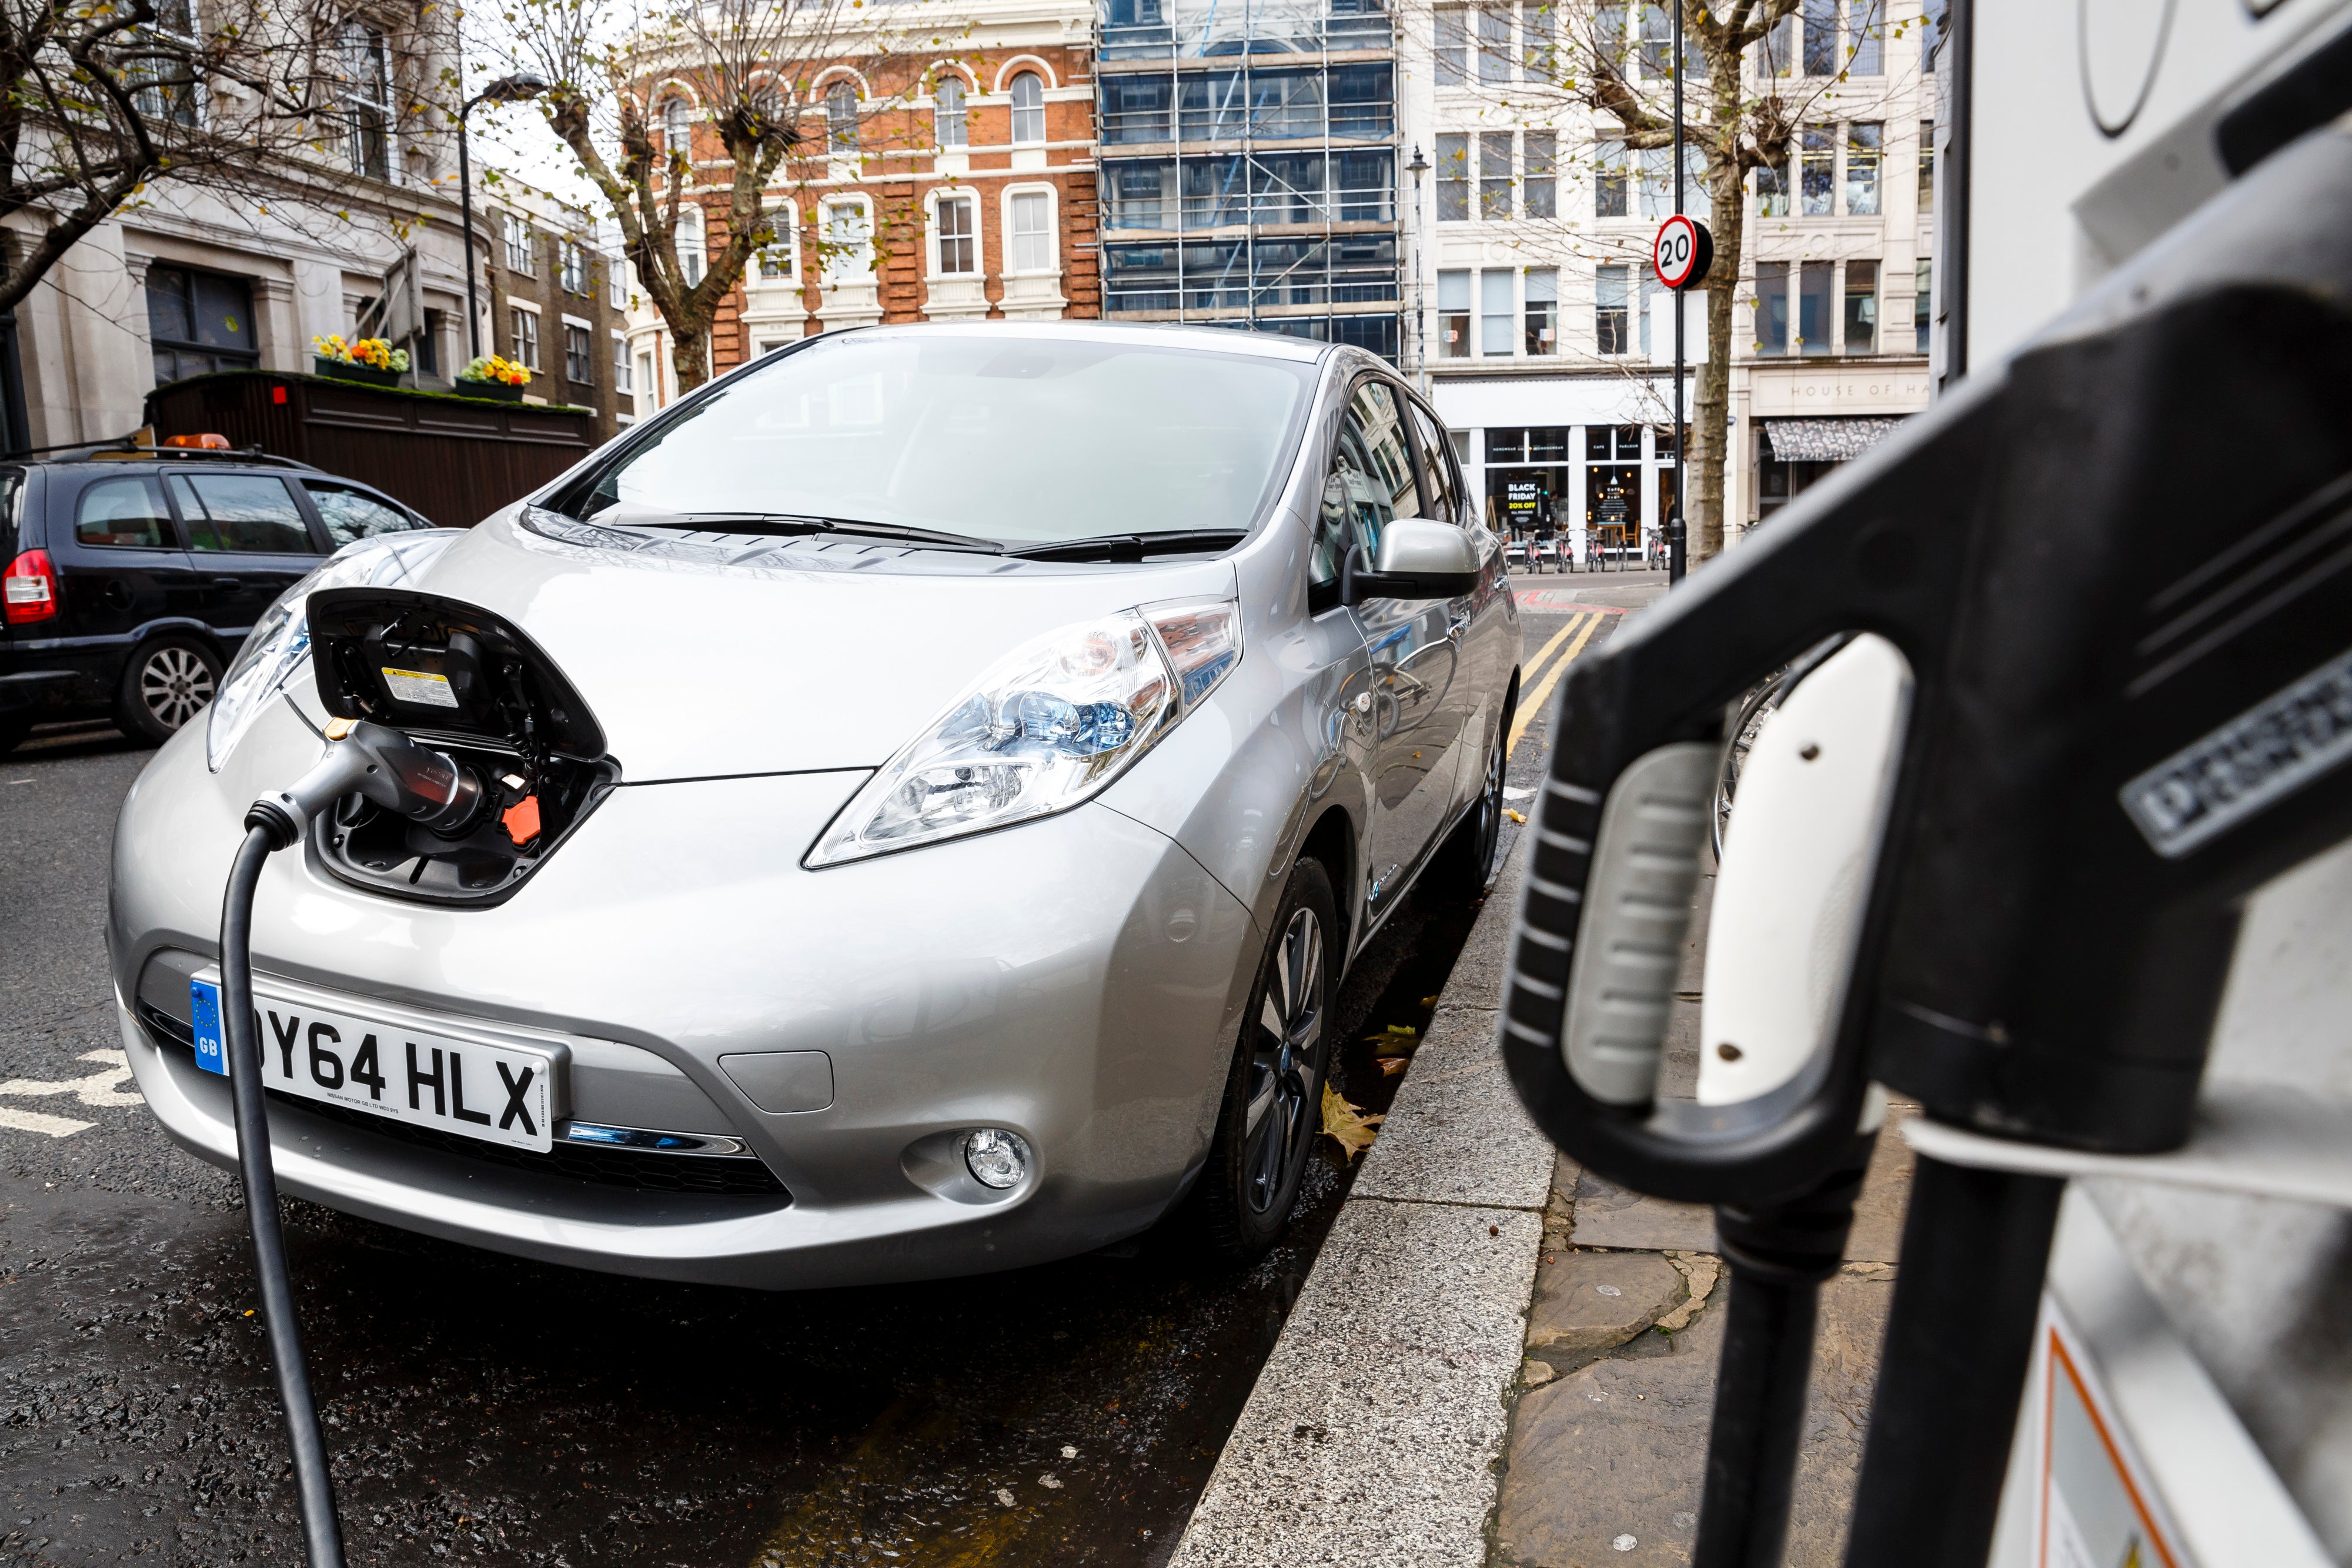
[570, 332, 1317, 547]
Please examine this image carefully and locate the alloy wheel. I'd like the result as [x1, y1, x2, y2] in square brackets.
[139, 646, 216, 733]
[1242, 905, 1325, 1215]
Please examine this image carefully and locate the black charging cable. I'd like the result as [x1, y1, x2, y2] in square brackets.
[215, 718, 492, 1568]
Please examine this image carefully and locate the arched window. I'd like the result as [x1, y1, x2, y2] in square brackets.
[660, 95, 690, 152]
[676, 203, 706, 287]
[750, 82, 782, 126]
[826, 82, 858, 153]
[1008, 73, 1044, 145]
[933, 77, 967, 148]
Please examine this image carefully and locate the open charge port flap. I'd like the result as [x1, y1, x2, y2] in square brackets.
[304, 586, 617, 906]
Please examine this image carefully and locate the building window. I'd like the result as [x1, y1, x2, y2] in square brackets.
[503, 214, 533, 273]
[1802, 0, 1838, 75]
[1438, 269, 1471, 357]
[1845, 122, 1882, 214]
[1916, 255, 1932, 353]
[132, 0, 200, 128]
[826, 82, 858, 153]
[560, 242, 585, 294]
[1010, 190, 1054, 272]
[937, 195, 976, 274]
[636, 350, 656, 407]
[1010, 73, 1045, 145]
[822, 198, 872, 282]
[660, 95, 690, 152]
[1478, 8, 1511, 85]
[936, 77, 967, 146]
[1850, 4, 1883, 74]
[609, 258, 629, 309]
[510, 308, 540, 370]
[1435, 6, 1469, 85]
[1523, 132, 1556, 219]
[1521, 1, 1555, 79]
[1525, 267, 1556, 355]
[1756, 155, 1790, 217]
[678, 205, 705, 286]
[1844, 259, 1876, 353]
[1755, 260, 1788, 355]
[754, 206, 797, 282]
[564, 322, 593, 382]
[1484, 427, 1569, 537]
[1798, 259, 1831, 354]
[339, 23, 391, 180]
[1918, 120, 1935, 212]
[614, 336, 633, 393]
[1639, 2, 1671, 77]
[145, 265, 258, 385]
[1479, 132, 1512, 219]
[1436, 133, 1469, 220]
[1595, 138, 1628, 218]
[1799, 125, 1835, 215]
[1480, 269, 1513, 354]
[1596, 263, 1630, 354]
[1758, 11, 1794, 74]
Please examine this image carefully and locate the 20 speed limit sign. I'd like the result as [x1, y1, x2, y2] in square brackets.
[1653, 214, 1713, 290]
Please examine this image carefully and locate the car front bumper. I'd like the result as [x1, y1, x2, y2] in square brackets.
[110, 700, 1261, 1289]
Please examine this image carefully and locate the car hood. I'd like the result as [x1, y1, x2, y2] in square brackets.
[372, 510, 1244, 781]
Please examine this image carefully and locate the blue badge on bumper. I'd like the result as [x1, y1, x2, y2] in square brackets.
[190, 979, 227, 1076]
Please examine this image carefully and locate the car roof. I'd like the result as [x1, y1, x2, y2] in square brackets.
[18, 448, 323, 474]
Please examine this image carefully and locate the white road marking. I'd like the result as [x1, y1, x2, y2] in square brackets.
[0, 1050, 144, 1136]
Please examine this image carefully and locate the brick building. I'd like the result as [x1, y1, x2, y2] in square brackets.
[627, 0, 1101, 412]
[478, 186, 635, 440]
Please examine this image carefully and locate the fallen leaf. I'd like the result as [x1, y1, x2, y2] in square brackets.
[1506, 809, 1526, 823]
[1321, 1083, 1384, 1159]
[1421, 994, 1442, 1007]
[1377, 1056, 1410, 1077]
[1366, 1024, 1420, 1057]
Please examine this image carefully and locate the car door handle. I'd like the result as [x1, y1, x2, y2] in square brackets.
[212, 576, 242, 589]
[1448, 611, 1472, 641]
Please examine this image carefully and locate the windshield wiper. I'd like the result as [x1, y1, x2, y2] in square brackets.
[1005, 529, 1248, 563]
[614, 509, 1005, 554]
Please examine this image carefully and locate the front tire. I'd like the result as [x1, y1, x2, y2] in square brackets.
[1189, 858, 1339, 1265]
[116, 636, 222, 746]
[1426, 715, 1506, 899]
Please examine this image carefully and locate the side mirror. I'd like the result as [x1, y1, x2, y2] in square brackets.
[1341, 518, 1480, 605]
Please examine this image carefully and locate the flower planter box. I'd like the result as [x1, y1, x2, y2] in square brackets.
[313, 356, 403, 387]
[455, 379, 526, 403]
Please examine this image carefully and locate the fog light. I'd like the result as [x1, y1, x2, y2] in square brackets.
[963, 1128, 1031, 1190]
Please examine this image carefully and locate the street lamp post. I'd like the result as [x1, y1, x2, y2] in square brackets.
[1669, 0, 1687, 584]
[1406, 145, 1430, 386]
[456, 74, 549, 365]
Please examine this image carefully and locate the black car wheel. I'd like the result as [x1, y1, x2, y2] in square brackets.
[1190, 857, 1338, 1264]
[116, 636, 222, 745]
[1426, 714, 1506, 899]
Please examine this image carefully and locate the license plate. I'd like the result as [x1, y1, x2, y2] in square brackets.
[189, 977, 556, 1152]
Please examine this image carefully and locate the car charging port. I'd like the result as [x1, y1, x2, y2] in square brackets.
[302, 587, 617, 905]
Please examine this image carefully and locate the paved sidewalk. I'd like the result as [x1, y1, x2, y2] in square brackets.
[1172, 828, 1919, 1568]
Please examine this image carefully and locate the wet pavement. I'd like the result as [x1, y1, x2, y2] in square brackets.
[0, 575, 1657, 1566]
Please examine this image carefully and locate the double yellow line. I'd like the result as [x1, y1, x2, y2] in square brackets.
[1506, 610, 1605, 757]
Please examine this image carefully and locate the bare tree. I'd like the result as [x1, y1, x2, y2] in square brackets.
[491, 0, 962, 395]
[1512, 0, 1904, 561]
[0, 0, 450, 316]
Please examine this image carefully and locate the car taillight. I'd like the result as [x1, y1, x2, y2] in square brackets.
[4, 549, 58, 626]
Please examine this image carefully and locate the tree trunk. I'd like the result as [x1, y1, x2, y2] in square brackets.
[1689, 68, 1752, 565]
[670, 320, 711, 397]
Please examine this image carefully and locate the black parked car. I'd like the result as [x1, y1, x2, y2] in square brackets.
[0, 446, 436, 754]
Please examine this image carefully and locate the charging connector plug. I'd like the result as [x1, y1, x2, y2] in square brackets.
[246, 718, 487, 849]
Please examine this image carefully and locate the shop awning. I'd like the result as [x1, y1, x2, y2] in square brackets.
[1763, 416, 1907, 463]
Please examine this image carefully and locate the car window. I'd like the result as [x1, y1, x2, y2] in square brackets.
[1312, 381, 1423, 589]
[75, 474, 175, 549]
[306, 482, 422, 545]
[1406, 402, 1465, 524]
[168, 473, 319, 555]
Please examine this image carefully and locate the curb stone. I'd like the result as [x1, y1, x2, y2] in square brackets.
[1168, 837, 1553, 1568]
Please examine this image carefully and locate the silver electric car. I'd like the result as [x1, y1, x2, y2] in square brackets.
[108, 323, 1522, 1288]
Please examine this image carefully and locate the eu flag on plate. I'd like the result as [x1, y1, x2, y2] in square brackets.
[190, 979, 227, 1076]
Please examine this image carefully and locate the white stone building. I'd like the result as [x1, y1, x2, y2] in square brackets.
[1397, 0, 1940, 555]
[7, 15, 482, 448]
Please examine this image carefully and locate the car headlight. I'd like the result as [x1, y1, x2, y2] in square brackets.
[206, 531, 458, 771]
[806, 597, 1241, 867]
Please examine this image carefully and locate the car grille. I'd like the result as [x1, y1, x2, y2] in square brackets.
[137, 1002, 789, 1199]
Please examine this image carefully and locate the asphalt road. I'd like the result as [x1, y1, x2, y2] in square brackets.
[0, 566, 1666, 1566]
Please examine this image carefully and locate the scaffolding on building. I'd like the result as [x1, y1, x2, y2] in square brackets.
[1097, 0, 1402, 357]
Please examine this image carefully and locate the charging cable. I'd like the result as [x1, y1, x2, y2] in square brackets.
[216, 718, 492, 1568]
